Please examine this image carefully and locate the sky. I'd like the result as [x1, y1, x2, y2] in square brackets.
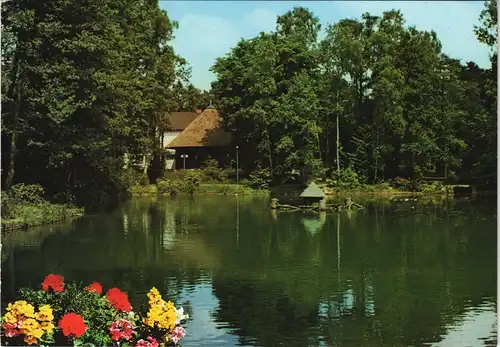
[160, 1, 492, 91]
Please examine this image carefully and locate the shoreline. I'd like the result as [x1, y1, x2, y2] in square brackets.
[1, 208, 84, 233]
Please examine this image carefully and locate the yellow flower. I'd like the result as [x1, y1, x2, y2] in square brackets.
[144, 288, 179, 330]
[16, 302, 36, 318]
[2, 312, 16, 324]
[40, 322, 55, 333]
[21, 318, 40, 336]
[29, 328, 44, 339]
[36, 305, 54, 322]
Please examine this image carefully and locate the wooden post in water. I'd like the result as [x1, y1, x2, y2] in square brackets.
[270, 198, 278, 209]
[345, 197, 353, 210]
[319, 198, 326, 211]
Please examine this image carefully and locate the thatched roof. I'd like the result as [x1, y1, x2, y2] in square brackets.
[166, 108, 232, 148]
[165, 112, 199, 131]
[300, 182, 325, 198]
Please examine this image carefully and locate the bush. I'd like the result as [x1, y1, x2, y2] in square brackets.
[10, 183, 45, 204]
[421, 182, 445, 194]
[120, 168, 149, 188]
[391, 177, 411, 190]
[2, 274, 188, 346]
[183, 171, 202, 195]
[157, 179, 182, 196]
[248, 167, 272, 190]
[330, 167, 360, 190]
[407, 179, 423, 192]
[1, 192, 14, 219]
[201, 158, 228, 182]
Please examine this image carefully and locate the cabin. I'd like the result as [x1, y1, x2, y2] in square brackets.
[162, 110, 201, 170]
[166, 105, 233, 169]
[300, 182, 326, 206]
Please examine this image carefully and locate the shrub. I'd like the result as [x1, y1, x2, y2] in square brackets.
[121, 168, 150, 188]
[201, 158, 228, 182]
[248, 167, 272, 190]
[421, 182, 445, 194]
[157, 179, 181, 196]
[2, 274, 188, 346]
[183, 171, 202, 195]
[391, 177, 410, 190]
[10, 183, 45, 204]
[407, 179, 423, 192]
[330, 167, 360, 190]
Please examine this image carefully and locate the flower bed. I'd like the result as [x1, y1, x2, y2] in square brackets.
[1, 274, 188, 346]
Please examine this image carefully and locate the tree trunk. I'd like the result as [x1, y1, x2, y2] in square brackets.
[373, 130, 379, 183]
[5, 75, 22, 190]
[336, 112, 340, 174]
[325, 113, 329, 167]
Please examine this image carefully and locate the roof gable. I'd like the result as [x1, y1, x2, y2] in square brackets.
[166, 112, 199, 131]
[166, 108, 232, 148]
[300, 182, 325, 198]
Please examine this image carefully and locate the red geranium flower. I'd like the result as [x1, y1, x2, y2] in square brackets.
[41, 274, 64, 293]
[105, 288, 131, 312]
[85, 282, 103, 294]
[58, 313, 86, 338]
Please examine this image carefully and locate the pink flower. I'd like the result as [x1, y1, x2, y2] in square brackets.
[168, 326, 186, 344]
[2, 322, 20, 337]
[135, 336, 159, 347]
[109, 319, 134, 341]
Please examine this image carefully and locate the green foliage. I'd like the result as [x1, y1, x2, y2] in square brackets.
[1, 186, 83, 229]
[330, 167, 361, 191]
[391, 177, 411, 190]
[10, 183, 45, 204]
[248, 167, 272, 190]
[121, 168, 150, 189]
[211, 5, 496, 187]
[129, 185, 158, 196]
[201, 158, 228, 183]
[420, 182, 446, 195]
[157, 179, 181, 196]
[183, 170, 202, 195]
[1, 0, 187, 209]
[197, 184, 269, 196]
[0, 0, 496, 207]
[1, 192, 15, 219]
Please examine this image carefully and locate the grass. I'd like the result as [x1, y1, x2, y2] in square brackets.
[197, 183, 269, 196]
[128, 182, 268, 197]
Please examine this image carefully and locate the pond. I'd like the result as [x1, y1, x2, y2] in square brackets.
[1, 195, 497, 346]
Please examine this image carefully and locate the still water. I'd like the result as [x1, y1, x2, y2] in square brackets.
[1, 195, 497, 346]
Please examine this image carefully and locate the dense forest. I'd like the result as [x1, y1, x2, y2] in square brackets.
[211, 3, 497, 186]
[1, 0, 497, 209]
[1, 0, 206, 207]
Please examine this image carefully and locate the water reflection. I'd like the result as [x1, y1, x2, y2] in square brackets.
[300, 212, 326, 234]
[1, 196, 497, 346]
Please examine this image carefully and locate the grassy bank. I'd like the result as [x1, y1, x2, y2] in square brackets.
[1, 184, 84, 232]
[129, 183, 269, 197]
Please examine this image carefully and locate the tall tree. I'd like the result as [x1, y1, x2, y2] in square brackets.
[1, 0, 185, 207]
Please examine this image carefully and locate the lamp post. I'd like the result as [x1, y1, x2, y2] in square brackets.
[235, 146, 239, 183]
[181, 154, 188, 170]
